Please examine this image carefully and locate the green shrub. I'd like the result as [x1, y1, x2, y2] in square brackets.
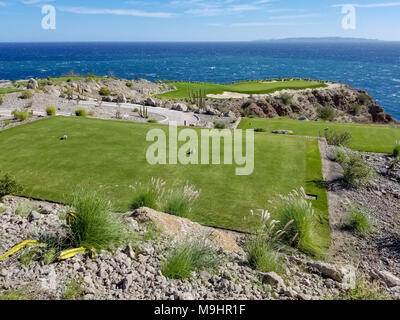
[254, 128, 267, 133]
[349, 103, 361, 116]
[161, 239, 219, 279]
[318, 105, 336, 121]
[0, 289, 31, 301]
[63, 279, 85, 300]
[213, 121, 226, 129]
[279, 93, 293, 105]
[3, 120, 10, 126]
[20, 90, 33, 99]
[147, 119, 157, 123]
[323, 128, 352, 146]
[99, 87, 111, 96]
[246, 236, 284, 274]
[0, 95, 3, 105]
[161, 184, 201, 218]
[46, 106, 56, 116]
[131, 178, 165, 210]
[341, 154, 375, 189]
[0, 173, 23, 199]
[393, 146, 400, 158]
[273, 188, 324, 257]
[75, 109, 86, 117]
[336, 276, 389, 300]
[358, 93, 371, 105]
[347, 205, 373, 235]
[332, 147, 349, 164]
[126, 82, 133, 88]
[12, 110, 29, 121]
[68, 189, 128, 251]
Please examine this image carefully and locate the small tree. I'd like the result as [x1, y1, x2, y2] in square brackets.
[0, 173, 23, 199]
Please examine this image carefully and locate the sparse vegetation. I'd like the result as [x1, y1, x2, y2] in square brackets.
[340, 154, 375, 189]
[279, 93, 293, 105]
[68, 189, 128, 251]
[99, 87, 111, 96]
[347, 205, 373, 235]
[358, 93, 371, 105]
[63, 279, 85, 300]
[336, 276, 389, 300]
[318, 105, 336, 121]
[0, 95, 3, 105]
[213, 121, 226, 129]
[0, 173, 23, 199]
[0, 289, 31, 300]
[46, 106, 56, 116]
[273, 188, 324, 257]
[161, 239, 219, 279]
[12, 110, 29, 121]
[14, 202, 34, 216]
[323, 128, 352, 147]
[75, 109, 86, 117]
[20, 90, 33, 100]
[161, 184, 201, 218]
[349, 103, 361, 116]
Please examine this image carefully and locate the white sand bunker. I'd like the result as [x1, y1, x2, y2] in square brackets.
[207, 91, 249, 99]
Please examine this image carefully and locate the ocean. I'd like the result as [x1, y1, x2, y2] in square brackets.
[0, 42, 399, 119]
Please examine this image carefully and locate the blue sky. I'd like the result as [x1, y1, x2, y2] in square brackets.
[0, 0, 399, 41]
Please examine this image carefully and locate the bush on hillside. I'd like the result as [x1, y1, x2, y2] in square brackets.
[323, 128, 352, 147]
[318, 105, 336, 121]
[46, 106, 56, 116]
[341, 154, 375, 189]
[75, 109, 86, 117]
[20, 90, 33, 100]
[393, 146, 400, 158]
[99, 87, 111, 96]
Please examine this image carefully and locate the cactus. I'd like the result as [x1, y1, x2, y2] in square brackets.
[188, 87, 206, 109]
[138, 106, 149, 119]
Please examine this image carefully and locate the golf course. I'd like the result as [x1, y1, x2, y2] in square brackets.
[157, 80, 328, 99]
[0, 116, 328, 241]
[239, 118, 400, 153]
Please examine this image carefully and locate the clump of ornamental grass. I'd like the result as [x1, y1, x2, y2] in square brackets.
[341, 154, 375, 189]
[161, 183, 201, 218]
[63, 279, 85, 300]
[75, 109, 86, 117]
[272, 188, 324, 257]
[161, 238, 219, 279]
[347, 204, 373, 235]
[131, 177, 166, 210]
[68, 189, 128, 251]
[323, 128, 352, 147]
[245, 209, 292, 274]
[336, 276, 389, 300]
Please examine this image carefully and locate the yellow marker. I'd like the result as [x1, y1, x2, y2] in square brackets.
[59, 247, 87, 260]
[0, 240, 40, 261]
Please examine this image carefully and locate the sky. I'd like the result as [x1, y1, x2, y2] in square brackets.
[0, 0, 399, 41]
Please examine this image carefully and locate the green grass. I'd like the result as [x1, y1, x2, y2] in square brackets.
[347, 205, 373, 235]
[246, 236, 284, 274]
[0, 289, 32, 300]
[0, 88, 22, 94]
[157, 80, 327, 99]
[161, 239, 219, 279]
[0, 116, 328, 234]
[239, 118, 400, 153]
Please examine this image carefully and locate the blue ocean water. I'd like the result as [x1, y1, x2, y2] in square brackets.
[0, 42, 399, 119]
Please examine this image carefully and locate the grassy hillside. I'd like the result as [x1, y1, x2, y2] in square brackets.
[0, 117, 328, 241]
[157, 80, 328, 99]
[239, 118, 400, 153]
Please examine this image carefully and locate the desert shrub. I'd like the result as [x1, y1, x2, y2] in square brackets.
[0, 95, 3, 105]
[0, 289, 31, 301]
[273, 188, 324, 257]
[63, 279, 85, 300]
[254, 128, 267, 133]
[15, 203, 34, 216]
[46, 106, 56, 116]
[126, 82, 133, 88]
[12, 110, 29, 121]
[20, 90, 33, 99]
[3, 120, 10, 126]
[279, 93, 293, 105]
[347, 205, 373, 235]
[75, 109, 86, 117]
[318, 105, 336, 121]
[99, 87, 111, 96]
[393, 146, 400, 158]
[161, 184, 201, 218]
[341, 154, 375, 189]
[161, 239, 219, 279]
[131, 178, 165, 210]
[0, 173, 23, 199]
[147, 119, 157, 123]
[68, 189, 128, 251]
[358, 93, 371, 105]
[349, 103, 361, 116]
[336, 276, 389, 300]
[332, 147, 349, 164]
[213, 121, 226, 129]
[323, 128, 352, 147]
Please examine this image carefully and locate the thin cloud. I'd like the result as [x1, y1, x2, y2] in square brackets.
[59, 7, 174, 18]
[332, 2, 400, 8]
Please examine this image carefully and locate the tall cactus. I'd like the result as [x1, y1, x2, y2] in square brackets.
[188, 87, 206, 109]
[138, 106, 148, 119]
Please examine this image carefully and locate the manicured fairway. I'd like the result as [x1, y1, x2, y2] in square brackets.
[0, 117, 328, 240]
[157, 80, 327, 99]
[239, 118, 400, 153]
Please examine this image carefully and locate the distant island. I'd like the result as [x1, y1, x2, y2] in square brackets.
[253, 37, 386, 43]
